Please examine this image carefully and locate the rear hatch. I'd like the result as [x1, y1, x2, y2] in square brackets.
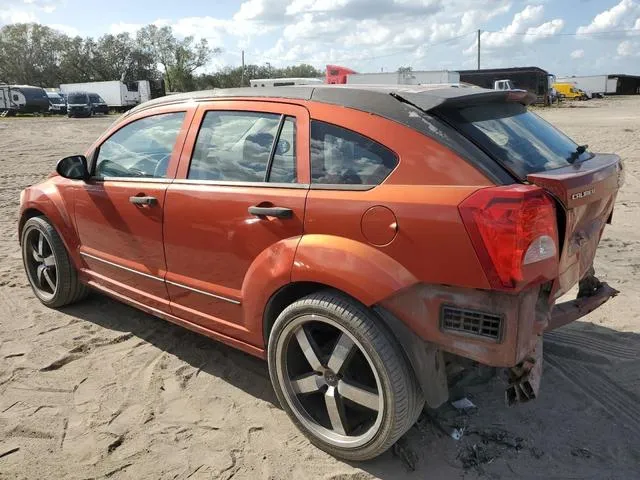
[429, 95, 623, 297]
[527, 154, 621, 296]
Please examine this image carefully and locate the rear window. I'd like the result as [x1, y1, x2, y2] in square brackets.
[440, 103, 591, 178]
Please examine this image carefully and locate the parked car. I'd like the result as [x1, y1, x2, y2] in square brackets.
[66, 91, 93, 117]
[46, 91, 67, 115]
[19, 85, 622, 461]
[89, 93, 109, 114]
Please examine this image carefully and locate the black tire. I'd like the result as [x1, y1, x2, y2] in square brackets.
[21, 216, 89, 308]
[268, 290, 423, 461]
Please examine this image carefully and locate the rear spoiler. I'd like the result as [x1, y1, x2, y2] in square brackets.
[391, 88, 537, 112]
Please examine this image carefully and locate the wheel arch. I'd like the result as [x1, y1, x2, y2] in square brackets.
[19, 186, 81, 268]
[262, 282, 449, 409]
[18, 207, 46, 242]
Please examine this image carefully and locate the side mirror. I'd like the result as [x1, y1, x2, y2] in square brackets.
[56, 155, 88, 180]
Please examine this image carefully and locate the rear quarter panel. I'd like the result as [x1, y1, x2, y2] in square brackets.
[296, 103, 493, 310]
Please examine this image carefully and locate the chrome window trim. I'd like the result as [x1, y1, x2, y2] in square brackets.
[90, 177, 172, 184]
[171, 179, 309, 189]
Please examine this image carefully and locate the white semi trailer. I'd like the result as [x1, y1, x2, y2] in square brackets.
[557, 75, 618, 97]
[345, 70, 460, 85]
[59, 80, 152, 110]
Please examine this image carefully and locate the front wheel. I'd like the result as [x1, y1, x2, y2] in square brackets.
[21, 216, 89, 308]
[268, 291, 423, 461]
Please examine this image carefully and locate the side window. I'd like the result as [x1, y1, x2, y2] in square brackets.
[188, 111, 297, 183]
[94, 112, 185, 179]
[89, 94, 99, 103]
[310, 120, 398, 185]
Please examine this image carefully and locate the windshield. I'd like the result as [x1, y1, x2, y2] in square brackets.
[438, 102, 592, 178]
[47, 94, 64, 104]
[68, 93, 88, 104]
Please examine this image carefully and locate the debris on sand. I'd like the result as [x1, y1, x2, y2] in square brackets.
[571, 447, 592, 459]
[451, 397, 477, 410]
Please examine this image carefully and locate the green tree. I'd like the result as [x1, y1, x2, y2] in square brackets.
[0, 23, 67, 85]
[137, 25, 218, 92]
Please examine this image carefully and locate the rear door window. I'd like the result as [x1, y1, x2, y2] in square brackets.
[310, 120, 398, 185]
[188, 111, 297, 183]
[438, 103, 592, 178]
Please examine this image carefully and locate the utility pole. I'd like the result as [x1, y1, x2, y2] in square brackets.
[241, 50, 245, 87]
[477, 29, 481, 70]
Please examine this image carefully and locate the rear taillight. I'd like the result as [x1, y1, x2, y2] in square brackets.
[459, 185, 559, 291]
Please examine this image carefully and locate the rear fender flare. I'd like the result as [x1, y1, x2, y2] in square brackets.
[241, 236, 302, 346]
[291, 234, 418, 306]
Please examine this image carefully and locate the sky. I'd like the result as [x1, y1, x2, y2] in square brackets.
[2, 0, 640, 77]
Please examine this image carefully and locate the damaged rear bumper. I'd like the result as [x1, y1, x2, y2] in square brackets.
[546, 281, 619, 331]
[506, 279, 618, 405]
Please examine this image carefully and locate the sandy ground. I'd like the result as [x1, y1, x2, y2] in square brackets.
[0, 98, 639, 480]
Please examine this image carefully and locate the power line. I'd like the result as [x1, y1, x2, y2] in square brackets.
[484, 28, 640, 36]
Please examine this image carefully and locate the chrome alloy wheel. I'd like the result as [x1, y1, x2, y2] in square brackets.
[23, 227, 58, 300]
[275, 315, 384, 448]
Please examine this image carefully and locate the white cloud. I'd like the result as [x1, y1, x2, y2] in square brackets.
[0, 0, 61, 24]
[477, 5, 544, 49]
[523, 18, 564, 42]
[570, 48, 584, 59]
[109, 22, 144, 35]
[286, 0, 350, 16]
[0, 9, 38, 24]
[577, 0, 640, 35]
[463, 4, 563, 56]
[617, 39, 640, 56]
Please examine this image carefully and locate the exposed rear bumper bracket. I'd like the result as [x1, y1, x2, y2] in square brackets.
[506, 337, 542, 406]
[547, 281, 619, 332]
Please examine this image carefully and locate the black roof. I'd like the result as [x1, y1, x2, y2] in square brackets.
[458, 66, 549, 75]
[127, 83, 535, 119]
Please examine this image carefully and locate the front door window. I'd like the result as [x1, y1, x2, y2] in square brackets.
[94, 112, 185, 179]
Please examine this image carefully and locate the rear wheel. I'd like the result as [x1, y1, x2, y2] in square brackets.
[268, 291, 423, 461]
[21, 216, 89, 308]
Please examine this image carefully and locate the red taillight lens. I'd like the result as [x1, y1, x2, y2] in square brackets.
[459, 185, 559, 291]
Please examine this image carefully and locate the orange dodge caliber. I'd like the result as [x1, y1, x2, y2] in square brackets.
[19, 85, 622, 460]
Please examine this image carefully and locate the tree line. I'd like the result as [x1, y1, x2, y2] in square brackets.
[0, 23, 323, 94]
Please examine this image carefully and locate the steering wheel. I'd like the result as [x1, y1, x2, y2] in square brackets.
[153, 154, 171, 178]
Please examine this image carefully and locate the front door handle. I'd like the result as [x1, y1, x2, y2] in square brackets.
[129, 195, 157, 206]
[248, 206, 293, 219]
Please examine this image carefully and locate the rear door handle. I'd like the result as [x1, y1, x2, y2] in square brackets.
[129, 195, 157, 206]
[248, 206, 293, 219]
